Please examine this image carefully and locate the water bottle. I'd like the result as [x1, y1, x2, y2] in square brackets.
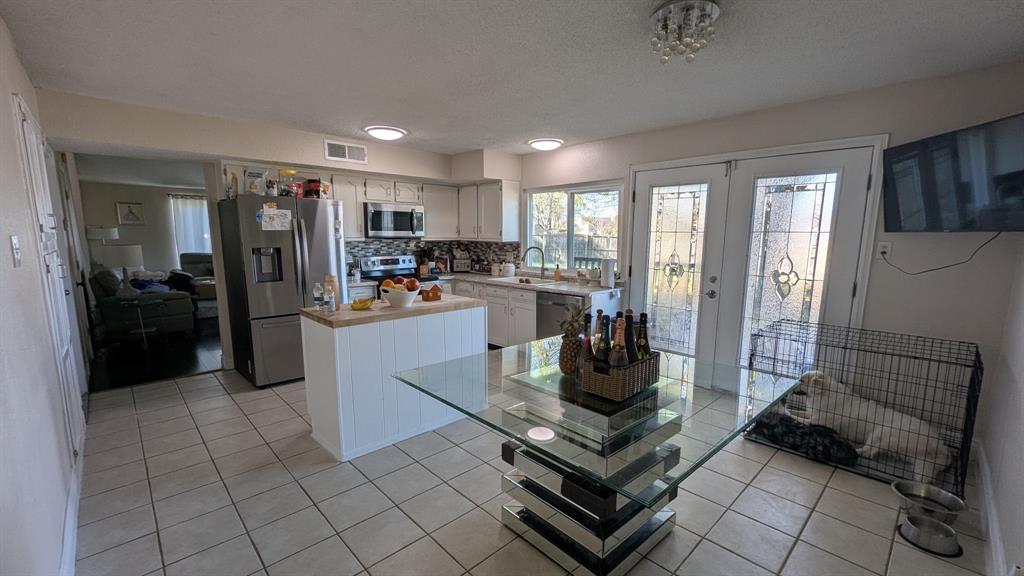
[323, 284, 335, 312]
[313, 282, 324, 310]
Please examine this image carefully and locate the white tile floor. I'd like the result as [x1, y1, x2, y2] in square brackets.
[77, 371, 989, 576]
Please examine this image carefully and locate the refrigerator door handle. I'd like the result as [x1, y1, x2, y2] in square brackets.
[292, 221, 304, 304]
[299, 217, 311, 305]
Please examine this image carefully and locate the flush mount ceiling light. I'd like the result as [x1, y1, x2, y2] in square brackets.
[528, 138, 564, 151]
[650, 0, 720, 65]
[363, 126, 407, 141]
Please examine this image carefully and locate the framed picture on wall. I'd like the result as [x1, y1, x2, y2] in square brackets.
[115, 202, 145, 225]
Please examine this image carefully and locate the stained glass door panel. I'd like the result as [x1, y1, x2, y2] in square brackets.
[715, 147, 875, 365]
[740, 173, 836, 359]
[646, 183, 707, 354]
[630, 164, 729, 364]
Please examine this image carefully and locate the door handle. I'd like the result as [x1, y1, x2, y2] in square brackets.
[704, 289, 718, 299]
[292, 223, 303, 301]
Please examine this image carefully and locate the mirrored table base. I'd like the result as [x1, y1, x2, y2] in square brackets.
[499, 441, 677, 576]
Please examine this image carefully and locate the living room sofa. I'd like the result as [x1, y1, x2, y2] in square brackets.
[90, 269, 194, 342]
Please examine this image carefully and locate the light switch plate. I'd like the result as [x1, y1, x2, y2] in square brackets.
[9, 235, 21, 267]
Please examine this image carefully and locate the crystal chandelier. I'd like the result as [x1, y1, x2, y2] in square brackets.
[649, 0, 721, 64]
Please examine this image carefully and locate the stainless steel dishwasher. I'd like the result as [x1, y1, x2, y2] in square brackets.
[536, 291, 584, 338]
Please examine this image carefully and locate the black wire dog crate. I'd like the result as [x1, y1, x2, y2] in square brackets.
[746, 319, 983, 498]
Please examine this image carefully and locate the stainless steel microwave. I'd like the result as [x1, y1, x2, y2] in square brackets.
[364, 203, 425, 238]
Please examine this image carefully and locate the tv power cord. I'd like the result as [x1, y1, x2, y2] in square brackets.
[879, 231, 1003, 276]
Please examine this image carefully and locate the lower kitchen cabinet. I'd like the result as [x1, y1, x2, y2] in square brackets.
[487, 297, 509, 347]
[508, 289, 537, 345]
[454, 280, 478, 298]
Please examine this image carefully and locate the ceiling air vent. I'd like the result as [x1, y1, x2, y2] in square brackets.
[324, 139, 368, 164]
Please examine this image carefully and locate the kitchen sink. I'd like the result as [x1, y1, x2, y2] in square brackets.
[489, 276, 556, 285]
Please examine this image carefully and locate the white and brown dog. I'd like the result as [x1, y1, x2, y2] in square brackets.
[785, 370, 950, 482]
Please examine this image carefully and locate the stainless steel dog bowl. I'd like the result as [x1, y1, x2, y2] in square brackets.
[891, 480, 966, 525]
[898, 514, 962, 557]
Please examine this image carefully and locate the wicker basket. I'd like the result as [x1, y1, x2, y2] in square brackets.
[579, 352, 660, 402]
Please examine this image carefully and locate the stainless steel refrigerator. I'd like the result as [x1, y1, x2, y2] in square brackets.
[219, 195, 348, 387]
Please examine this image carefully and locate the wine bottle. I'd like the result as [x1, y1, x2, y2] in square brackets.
[592, 309, 604, 354]
[624, 308, 639, 364]
[593, 313, 606, 358]
[577, 313, 593, 380]
[608, 318, 629, 367]
[637, 312, 652, 358]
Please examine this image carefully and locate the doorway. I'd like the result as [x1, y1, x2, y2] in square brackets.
[629, 145, 877, 366]
[70, 153, 223, 389]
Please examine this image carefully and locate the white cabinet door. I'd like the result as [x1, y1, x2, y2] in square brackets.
[509, 304, 536, 345]
[454, 280, 478, 298]
[487, 298, 508, 346]
[332, 174, 365, 239]
[477, 182, 502, 241]
[458, 185, 479, 239]
[365, 178, 393, 202]
[394, 181, 422, 204]
[423, 184, 459, 239]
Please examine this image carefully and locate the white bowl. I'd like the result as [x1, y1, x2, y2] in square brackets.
[380, 286, 420, 308]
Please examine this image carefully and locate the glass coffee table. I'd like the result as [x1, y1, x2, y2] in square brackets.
[394, 337, 799, 576]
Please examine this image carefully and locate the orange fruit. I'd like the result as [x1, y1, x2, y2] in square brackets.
[381, 279, 396, 288]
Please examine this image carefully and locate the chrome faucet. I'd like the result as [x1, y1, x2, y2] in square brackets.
[520, 246, 546, 279]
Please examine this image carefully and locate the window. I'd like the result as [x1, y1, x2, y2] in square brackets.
[526, 186, 619, 269]
[170, 195, 212, 262]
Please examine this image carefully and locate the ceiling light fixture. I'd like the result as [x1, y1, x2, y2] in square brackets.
[363, 126, 407, 141]
[528, 138, 564, 151]
[649, 0, 720, 65]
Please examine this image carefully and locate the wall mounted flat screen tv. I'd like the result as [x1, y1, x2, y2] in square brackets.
[883, 112, 1024, 232]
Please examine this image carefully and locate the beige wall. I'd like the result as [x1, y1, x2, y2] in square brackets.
[37, 90, 453, 181]
[80, 181, 190, 272]
[79, 181, 190, 270]
[522, 59, 1024, 362]
[979, 245, 1024, 574]
[0, 17, 77, 576]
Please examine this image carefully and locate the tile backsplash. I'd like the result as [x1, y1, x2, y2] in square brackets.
[346, 239, 520, 271]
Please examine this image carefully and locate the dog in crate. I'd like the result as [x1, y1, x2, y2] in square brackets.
[785, 370, 950, 482]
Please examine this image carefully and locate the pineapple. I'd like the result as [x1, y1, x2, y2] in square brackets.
[558, 303, 586, 377]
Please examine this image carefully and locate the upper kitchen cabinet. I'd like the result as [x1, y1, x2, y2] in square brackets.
[458, 181, 520, 242]
[423, 184, 459, 240]
[394, 181, 422, 204]
[331, 174, 365, 239]
[458, 185, 479, 239]
[364, 178, 393, 202]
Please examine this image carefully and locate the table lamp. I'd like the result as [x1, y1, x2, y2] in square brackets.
[86, 226, 119, 265]
[102, 244, 144, 297]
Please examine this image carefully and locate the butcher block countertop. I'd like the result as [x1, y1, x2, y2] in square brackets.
[300, 294, 486, 329]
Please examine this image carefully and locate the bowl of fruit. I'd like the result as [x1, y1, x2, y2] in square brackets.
[379, 277, 421, 308]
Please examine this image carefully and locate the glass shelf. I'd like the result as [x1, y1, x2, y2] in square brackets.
[393, 336, 798, 507]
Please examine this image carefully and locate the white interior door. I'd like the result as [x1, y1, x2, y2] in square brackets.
[14, 96, 85, 464]
[715, 147, 874, 365]
[629, 163, 729, 364]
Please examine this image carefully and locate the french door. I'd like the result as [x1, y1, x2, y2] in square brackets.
[630, 146, 875, 366]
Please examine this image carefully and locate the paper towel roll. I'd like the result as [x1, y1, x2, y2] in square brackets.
[600, 259, 616, 288]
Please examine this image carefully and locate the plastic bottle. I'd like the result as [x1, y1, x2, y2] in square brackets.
[313, 282, 324, 310]
[324, 274, 340, 311]
[323, 283, 336, 313]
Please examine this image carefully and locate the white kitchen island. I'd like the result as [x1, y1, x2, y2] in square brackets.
[300, 294, 487, 460]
